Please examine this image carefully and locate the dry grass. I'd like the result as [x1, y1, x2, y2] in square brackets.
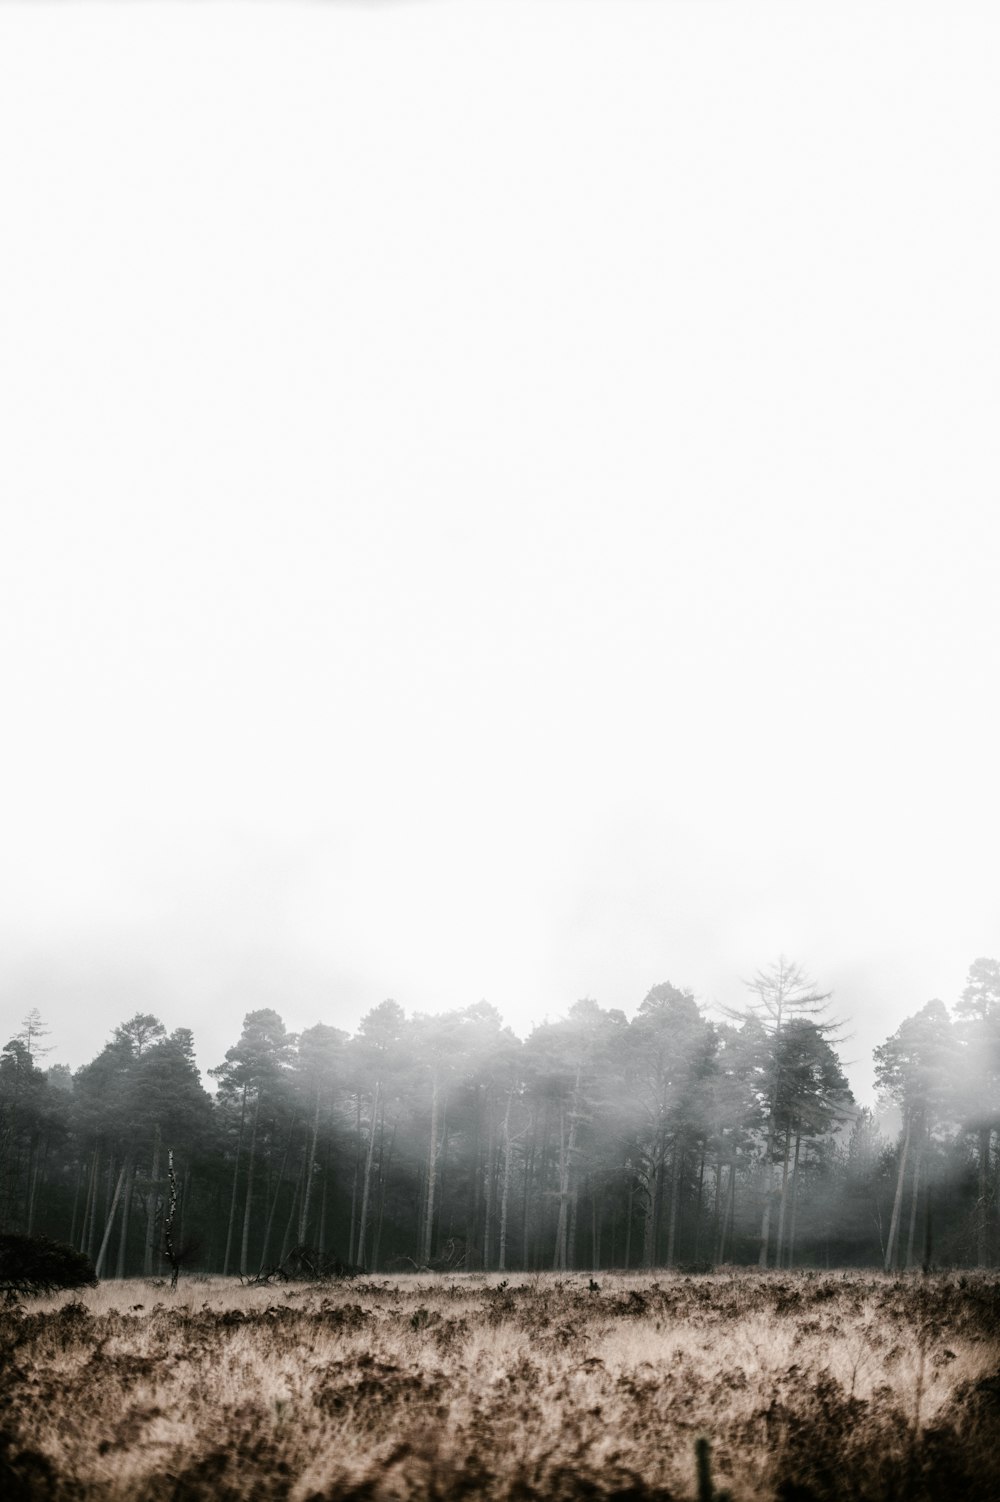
[3, 1270, 999, 1500]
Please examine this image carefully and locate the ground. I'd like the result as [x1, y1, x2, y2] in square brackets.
[2, 1270, 999, 1500]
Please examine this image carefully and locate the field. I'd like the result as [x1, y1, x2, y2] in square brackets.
[2, 1271, 999, 1502]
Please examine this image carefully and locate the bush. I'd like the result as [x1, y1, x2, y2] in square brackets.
[0, 1233, 97, 1299]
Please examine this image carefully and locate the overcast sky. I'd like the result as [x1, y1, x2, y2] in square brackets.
[2, 3, 998, 1104]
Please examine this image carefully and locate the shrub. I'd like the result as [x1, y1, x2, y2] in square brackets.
[0, 1233, 97, 1299]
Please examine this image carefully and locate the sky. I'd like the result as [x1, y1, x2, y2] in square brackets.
[1, 2, 998, 1106]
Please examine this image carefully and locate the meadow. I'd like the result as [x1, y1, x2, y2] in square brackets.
[2, 1271, 999, 1501]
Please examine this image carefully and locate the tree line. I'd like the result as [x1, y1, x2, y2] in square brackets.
[1, 957, 998, 1277]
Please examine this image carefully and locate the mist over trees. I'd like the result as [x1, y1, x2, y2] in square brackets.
[2, 958, 998, 1276]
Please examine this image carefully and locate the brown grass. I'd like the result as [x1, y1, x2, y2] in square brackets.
[2, 1271, 999, 1500]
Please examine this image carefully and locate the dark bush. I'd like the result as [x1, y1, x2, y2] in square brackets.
[0, 1233, 97, 1299]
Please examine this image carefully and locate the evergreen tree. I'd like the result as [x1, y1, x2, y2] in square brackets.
[956, 958, 1000, 1266]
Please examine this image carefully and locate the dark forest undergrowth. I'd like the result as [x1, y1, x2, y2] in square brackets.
[2, 1271, 1000, 1502]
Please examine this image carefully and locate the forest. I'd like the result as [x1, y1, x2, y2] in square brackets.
[2, 957, 999, 1280]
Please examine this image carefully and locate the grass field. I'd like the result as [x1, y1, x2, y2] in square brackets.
[2, 1271, 999, 1501]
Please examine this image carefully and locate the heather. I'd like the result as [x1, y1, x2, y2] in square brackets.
[2, 1271, 999, 1501]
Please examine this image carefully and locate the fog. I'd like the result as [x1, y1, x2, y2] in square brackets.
[2, 3, 999, 1107]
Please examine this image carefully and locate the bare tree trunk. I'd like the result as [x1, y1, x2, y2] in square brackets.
[421, 1072, 440, 1267]
[711, 1156, 723, 1265]
[240, 1092, 260, 1277]
[357, 1080, 381, 1270]
[299, 1091, 322, 1244]
[414, 1159, 426, 1264]
[568, 1185, 579, 1270]
[317, 1145, 329, 1259]
[759, 1002, 786, 1268]
[223, 1083, 247, 1277]
[280, 1151, 307, 1263]
[348, 1093, 361, 1265]
[483, 1093, 497, 1270]
[554, 1099, 568, 1270]
[25, 1157, 39, 1234]
[692, 1145, 706, 1263]
[977, 1125, 991, 1269]
[718, 1159, 736, 1264]
[144, 1126, 161, 1277]
[665, 1143, 682, 1268]
[94, 1160, 127, 1278]
[258, 1127, 295, 1273]
[69, 1156, 85, 1248]
[758, 1160, 776, 1268]
[115, 1160, 135, 1279]
[884, 1115, 912, 1272]
[373, 1117, 396, 1273]
[163, 1149, 181, 1289]
[499, 1090, 514, 1273]
[786, 1132, 802, 1268]
[643, 1136, 662, 1268]
[905, 1136, 923, 1269]
[467, 1088, 483, 1268]
[521, 1113, 537, 1269]
[775, 1122, 792, 1269]
[81, 1150, 99, 1256]
[179, 1164, 190, 1276]
[25, 1142, 40, 1234]
[716, 1163, 728, 1265]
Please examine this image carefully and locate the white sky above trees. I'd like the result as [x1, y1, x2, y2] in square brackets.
[2, 3, 998, 1105]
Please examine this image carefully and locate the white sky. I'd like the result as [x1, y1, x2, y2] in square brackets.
[1, 2, 998, 1104]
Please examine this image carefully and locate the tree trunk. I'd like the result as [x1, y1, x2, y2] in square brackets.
[258, 1128, 295, 1273]
[483, 1093, 497, 1271]
[711, 1154, 724, 1265]
[977, 1125, 991, 1269]
[421, 1072, 440, 1267]
[348, 1093, 362, 1264]
[884, 1114, 912, 1272]
[357, 1080, 381, 1270]
[643, 1135, 662, 1268]
[758, 1004, 786, 1268]
[665, 1143, 682, 1268]
[318, 1140, 330, 1258]
[240, 1092, 260, 1277]
[905, 1136, 923, 1269]
[81, 1150, 99, 1257]
[692, 1145, 706, 1263]
[299, 1091, 322, 1245]
[69, 1157, 85, 1248]
[554, 1099, 568, 1270]
[522, 1114, 537, 1269]
[373, 1117, 396, 1273]
[568, 1185, 579, 1270]
[25, 1142, 41, 1234]
[775, 1122, 792, 1268]
[280, 1150, 307, 1263]
[758, 1162, 775, 1268]
[94, 1160, 127, 1278]
[498, 1090, 514, 1273]
[467, 1087, 483, 1268]
[786, 1132, 802, 1268]
[144, 1126, 161, 1278]
[223, 1083, 247, 1277]
[718, 1159, 736, 1264]
[179, 1164, 190, 1276]
[115, 1160, 135, 1279]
